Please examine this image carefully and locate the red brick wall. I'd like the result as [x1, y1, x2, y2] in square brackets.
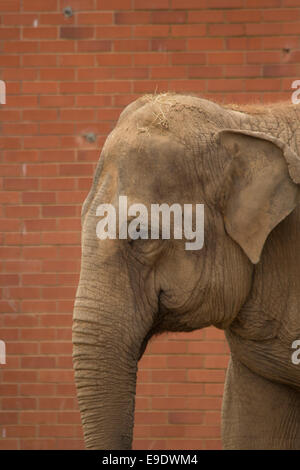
[0, 0, 298, 450]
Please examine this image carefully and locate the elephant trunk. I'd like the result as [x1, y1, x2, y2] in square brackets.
[73, 305, 137, 448]
[72, 238, 150, 449]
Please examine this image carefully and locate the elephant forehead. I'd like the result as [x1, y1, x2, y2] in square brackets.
[102, 131, 194, 200]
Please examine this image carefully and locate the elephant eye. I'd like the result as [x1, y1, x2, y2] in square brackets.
[127, 236, 165, 265]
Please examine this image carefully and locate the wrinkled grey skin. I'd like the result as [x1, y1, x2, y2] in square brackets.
[73, 93, 300, 450]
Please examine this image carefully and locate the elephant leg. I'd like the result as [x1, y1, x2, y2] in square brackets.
[222, 356, 300, 449]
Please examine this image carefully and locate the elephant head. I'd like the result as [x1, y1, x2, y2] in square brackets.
[72, 93, 300, 449]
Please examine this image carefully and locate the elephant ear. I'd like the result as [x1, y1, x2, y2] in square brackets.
[218, 129, 300, 264]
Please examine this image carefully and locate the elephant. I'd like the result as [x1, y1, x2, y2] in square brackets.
[72, 92, 300, 450]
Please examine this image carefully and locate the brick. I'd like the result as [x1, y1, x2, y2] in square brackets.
[209, 24, 245, 36]
[172, 53, 206, 65]
[3, 69, 37, 81]
[20, 440, 56, 450]
[77, 12, 113, 24]
[23, 27, 58, 39]
[5, 232, 41, 245]
[22, 274, 57, 286]
[22, 192, 56, 204]
[226, 10, 261, 22]
[0, 191, 20, 203]
[20, 411, 57, 424]
[42, 286, 76, 300]
[246, 0, 280, 5]
[23, 55, 57, 67]
[247, 51, 281, 64]
[151, 66, 186, 79]
[39, 96, 74, 107]
[24, 219, 56, 232]
[0, 441, 18, 450]
[0, 274, 19, 285]
[23, 0, 57, 10]
[21, 329, 56, 341]
[39, 425, 82, 438]
[186, 397, 222, 410]
[3, 371, 37, 383]
[6, 206, 39, 218]
[23, 247, 57, 259]
[135, 0, 168, 8]
[61, 0, 94, 8]
[6, 426, 36, 438]
[20, 384, 55, 396]
[169, 80, 206, 93]
[60, 55, 95, 67]
[39, 370, 74, 383]
[263, 64, 298, 77]
[77, 40, 111, 53]
[168, 383, 204, 396]
[113, 67, 148, 79]
[172, 24, 206, 36]
[0, 55, 19, 67]
[115, 12, 150, 24]
[188, 38, 224, 50]
[0, 165, 21, 176]
[209, 0, 244, 6]
[40, 40, 75, 53]
[185, 425, 220, 438]
[188, 370, 225, 383]
[39, 398, 76, 410]
[56, 439, 84, 450]
[114, 39, 149, 52]
[0, 0, 20, 10]
[188, 66, 223, 78]
[165, 440, 203, 450]
[152, 11, 186, 24]
[169, 412, 204, 424]
[151, 38, 185, 51]
[208, 52, 244, 65]
[40, 68, 75, 81]
[41, 178, 75, 191]
[2, 123, 38, 136]
[150, 425, 186, 438]
[76, 95, 112, 107]
[6, 96, 38, 108]
[60, 27, 94, 39]
[205, 440, 222, 450]
[188, 10, 224, 23]
[95, 81, 131, 93]
[0, 27, 20, 39]
[39, 13, 75, 25]
[246, 23, 282, 35]
[0, 110, 21, 121]
[2, 398, 36, 410]
[172, 0, 206, 6]
[42, 260, 78, 273]
[78, 67, 112, 80]
[134, 25, 169, 37]
[245, 78, 281, 91]
[134, 53, 168, 66]
[263, 36, 299, 50]
[0, 413, 19, 425]
[0, 247, 21, 259]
